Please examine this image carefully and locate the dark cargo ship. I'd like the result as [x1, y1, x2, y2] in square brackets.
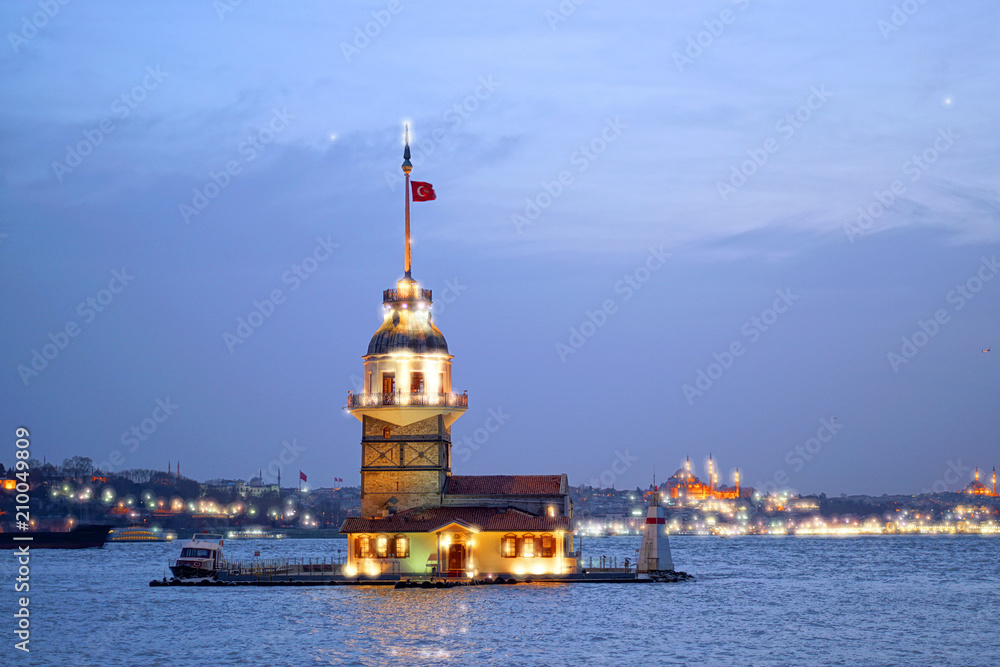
[0, 524, 113, 549]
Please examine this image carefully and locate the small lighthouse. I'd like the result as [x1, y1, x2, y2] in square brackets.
[637, 486, 674, 575]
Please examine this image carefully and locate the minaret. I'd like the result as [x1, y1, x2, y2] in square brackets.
[993, 467, 996, 496]
[735, 467, 740, 498]
[347, 127, 468, 517]
[708, 454, 715, 494]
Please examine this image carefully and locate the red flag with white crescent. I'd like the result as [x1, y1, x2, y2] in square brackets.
[411, 181, 436, 201]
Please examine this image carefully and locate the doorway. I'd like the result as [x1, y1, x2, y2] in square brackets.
[447, 543, 466, 574]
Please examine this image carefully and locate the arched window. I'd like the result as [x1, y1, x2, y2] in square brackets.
[356, 535, 370, 559]
[394, 535, 409, 558]
[522, 533, 536, 558]
[501, 533, 517, 558]
[376, 534, 389, 558]
[540, 533, 555, 558]
[383, 426, 391, 438]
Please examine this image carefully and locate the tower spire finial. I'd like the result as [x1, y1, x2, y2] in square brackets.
[402, 123, 413, 278]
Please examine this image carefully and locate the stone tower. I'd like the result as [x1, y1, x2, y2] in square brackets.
[346, 127, 467, 518]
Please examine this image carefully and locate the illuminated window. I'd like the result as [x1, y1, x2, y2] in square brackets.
[540, 534, 555, 558]
[410, 372, 424, 393]
[394, 535, 409, 558]
[367, 371, 372, 393]
[523, 533, 535, 558]
[357, 535, 370, 558]
[547, 505, 556, 517]
[501, 534, 517, 558]
[382, 373, 395, 393]
[383, 426, 391, 439]
[376, 535, 389, 558]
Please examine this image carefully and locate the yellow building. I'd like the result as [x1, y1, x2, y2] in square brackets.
[339, 132, 575, 579]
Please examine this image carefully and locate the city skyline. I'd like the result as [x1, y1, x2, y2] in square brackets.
[2, 2, 999, 495]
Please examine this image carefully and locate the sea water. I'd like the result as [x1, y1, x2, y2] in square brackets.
[5, 535, 998, 666]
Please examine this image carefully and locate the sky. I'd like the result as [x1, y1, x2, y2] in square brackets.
[1, 1, 998, 496]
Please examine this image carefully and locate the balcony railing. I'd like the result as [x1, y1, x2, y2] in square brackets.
[347, 391, 468, 409]
[383, 287, 432, 303]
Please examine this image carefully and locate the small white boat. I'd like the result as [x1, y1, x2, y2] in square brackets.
[169, 533, 224, 579]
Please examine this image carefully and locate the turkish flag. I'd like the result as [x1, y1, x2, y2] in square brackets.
[299, 471, 307, 482]
[411, 181, 436, 201]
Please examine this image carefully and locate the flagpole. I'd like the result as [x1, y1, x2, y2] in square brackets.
[402, 124, 412, 278]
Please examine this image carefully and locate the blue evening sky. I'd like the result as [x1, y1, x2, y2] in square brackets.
[1, 1, 998, 495]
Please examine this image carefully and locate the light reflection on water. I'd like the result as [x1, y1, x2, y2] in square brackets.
[8, 535, 1000, 666]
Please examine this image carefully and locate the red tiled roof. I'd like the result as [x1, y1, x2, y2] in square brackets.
[444, 474, 563, 496]
[340, 506, 570, 534]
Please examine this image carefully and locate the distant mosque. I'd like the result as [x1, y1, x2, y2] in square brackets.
[339, 132, 576, 578]
[963, 467, 997, 497]
[664, 455, 752, 501]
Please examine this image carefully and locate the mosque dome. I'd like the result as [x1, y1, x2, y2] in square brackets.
[963, 480, 989, 495]
[669, 468, 696, 483]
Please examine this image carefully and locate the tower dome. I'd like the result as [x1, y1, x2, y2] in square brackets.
[367, 279, 449, 355]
